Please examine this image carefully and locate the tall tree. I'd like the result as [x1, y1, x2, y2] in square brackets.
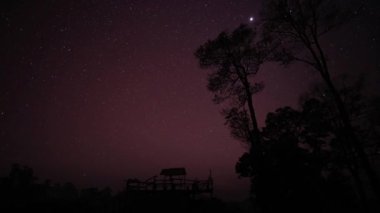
[195, 25, 271, 151]
[260, 0, 380, 198]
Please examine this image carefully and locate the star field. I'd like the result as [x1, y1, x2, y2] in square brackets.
[0, 0, 379, 201]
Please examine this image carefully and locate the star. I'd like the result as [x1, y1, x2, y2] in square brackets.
[249, 16, 255, 22]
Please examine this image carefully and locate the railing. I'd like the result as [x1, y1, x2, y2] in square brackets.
[126, 178, 213, 194]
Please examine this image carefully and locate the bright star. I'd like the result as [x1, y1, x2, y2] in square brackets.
[249, 16, 255, 22]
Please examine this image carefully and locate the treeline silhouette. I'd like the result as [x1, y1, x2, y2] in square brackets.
[0, 164, 247, 213]
[235, 81, 380, 213]
[0, 164, 114, 212]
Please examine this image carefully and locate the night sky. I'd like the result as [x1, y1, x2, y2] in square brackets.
[1, 0, 379, 201]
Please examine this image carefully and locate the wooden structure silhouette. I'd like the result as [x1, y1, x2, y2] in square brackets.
[125, 168, 213, 198]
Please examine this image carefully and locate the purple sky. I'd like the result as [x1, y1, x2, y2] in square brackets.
[1, 0, 379, 201]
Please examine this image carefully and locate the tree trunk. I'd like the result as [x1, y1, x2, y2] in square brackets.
[307, 31, 380, 200]
[323, 73, 380, 199]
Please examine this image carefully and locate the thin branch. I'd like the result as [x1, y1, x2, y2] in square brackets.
[293, 56, 317, 68]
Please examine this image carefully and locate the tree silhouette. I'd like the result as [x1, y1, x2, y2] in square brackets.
[235, 95, 366, 212]
[194, 27, 282, 206]
[195, 25, 276, 164]
[302, 76, 380, 207]
[366, 97, 380, 155]
[234, 71, 380, 212]
[260, 0, 380, 199]
[0, 164, 119, 212]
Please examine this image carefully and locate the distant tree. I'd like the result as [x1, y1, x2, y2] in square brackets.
[9, 164, 37, 189]
[260, 0, 380, 199]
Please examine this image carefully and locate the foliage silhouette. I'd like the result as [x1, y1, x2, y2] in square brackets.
[195, 25, 276, 147]
[194, 26, 282, 187]
[233, 75, 380, 212]
[260, 0, 380, 199]
[194, 4, 379, 210]
[236, 96, 371, 212]
[0, 164, 114, 213]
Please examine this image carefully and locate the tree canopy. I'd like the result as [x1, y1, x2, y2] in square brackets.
[195, 25, 272, 145]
